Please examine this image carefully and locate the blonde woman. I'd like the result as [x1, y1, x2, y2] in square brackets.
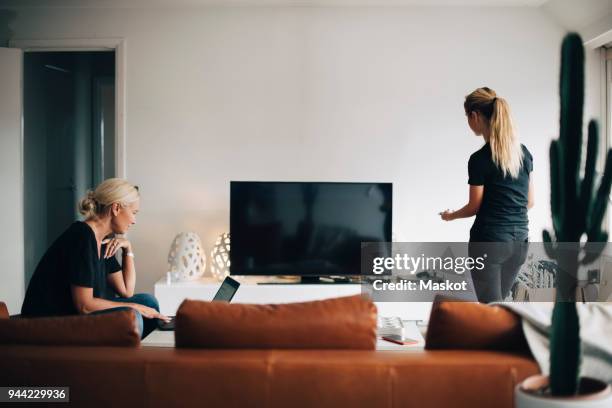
[22, 178, 169, 338]
[440, 87, 534, 302]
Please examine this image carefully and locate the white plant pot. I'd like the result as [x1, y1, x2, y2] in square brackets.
[516, 375, 612, 408]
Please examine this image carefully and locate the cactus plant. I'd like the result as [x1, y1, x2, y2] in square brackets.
[543, 33, 612, 396]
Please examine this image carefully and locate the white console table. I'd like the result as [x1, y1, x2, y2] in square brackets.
[154, 276, 432, 321]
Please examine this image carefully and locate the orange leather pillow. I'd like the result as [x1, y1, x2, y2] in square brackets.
[425, 297, 529, 352]
[175, 295, 377, 349]
[0, 302, 8, 319]
[0, 309, 140, 347]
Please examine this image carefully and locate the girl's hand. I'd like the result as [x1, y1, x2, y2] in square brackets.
[129, 303, 171, 322]
[102, 237, 131, 258]
[439, 209, 454, 221]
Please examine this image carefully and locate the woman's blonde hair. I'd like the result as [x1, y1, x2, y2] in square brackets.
[78, 178, 140, 219]
[464, 87, 524, 179]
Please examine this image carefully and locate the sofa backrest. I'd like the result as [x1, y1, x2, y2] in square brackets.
[0, 308, 141, 347]
[425, 296, 529, 351]
[0, 302, 8, 319]
[175, 294, 378, 349]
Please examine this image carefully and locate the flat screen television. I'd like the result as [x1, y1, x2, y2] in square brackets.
[230, 181, 392, 280]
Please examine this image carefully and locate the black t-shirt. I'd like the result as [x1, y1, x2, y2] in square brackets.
[21, 221, 122, 317]
[468, 143, 533, 228]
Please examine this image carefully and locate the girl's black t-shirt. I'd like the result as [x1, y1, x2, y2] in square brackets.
[468, 143, 533, 229]
[21, 221, 121, 317]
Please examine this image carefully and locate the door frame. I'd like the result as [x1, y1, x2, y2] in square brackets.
[10, 38, 127, 178]
[0, 47, 24, 314]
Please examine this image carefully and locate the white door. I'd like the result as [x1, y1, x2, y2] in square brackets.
[0, 47, 24, 315]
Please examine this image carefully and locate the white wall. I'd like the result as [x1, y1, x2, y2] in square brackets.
[0, 47, 24, 314]
[584, 48, 607, 169]
[543, 0, 612, 232]
[543, 0, 610, 140]
[5, 6, 567, 294]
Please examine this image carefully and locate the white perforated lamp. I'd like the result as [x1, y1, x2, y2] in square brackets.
[210, 232, 230, 281]
[167, 232, 206, 282]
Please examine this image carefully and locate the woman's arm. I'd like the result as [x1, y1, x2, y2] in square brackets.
[527, 176, 534, 209]
[70, 285, 167, 320]
[440, 185, 484, 221]
[107, 267, 134, 298]
[104, 238, 136, 298]
[71, 285, 133, 314]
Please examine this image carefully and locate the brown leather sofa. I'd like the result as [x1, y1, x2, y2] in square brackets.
[0, 298, 539, 408]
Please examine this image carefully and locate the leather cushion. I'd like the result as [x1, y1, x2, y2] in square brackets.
[425, 296, 529, 351]
[175, 295, 377, 349]
[0, 302, 8, 319]
[0, 309, 140, 347]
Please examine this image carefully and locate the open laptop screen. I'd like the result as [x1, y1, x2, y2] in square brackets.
[212, 276, 240, 302]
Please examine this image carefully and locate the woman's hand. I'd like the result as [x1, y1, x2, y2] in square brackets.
[439, 209, 454, 221]
[129, 303, 171, 322]
[102, 237, 131, 258]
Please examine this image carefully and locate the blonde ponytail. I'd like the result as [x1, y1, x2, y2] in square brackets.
[78, 178, 140, 220]
[489, 97, 523, 178]
[78, 190, 99, 219]
[464, 87, 524, 178]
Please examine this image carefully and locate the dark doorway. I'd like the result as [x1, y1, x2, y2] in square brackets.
[23, 51, 116, 286]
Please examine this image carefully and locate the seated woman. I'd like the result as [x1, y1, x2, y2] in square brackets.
[21, 178, 169, 339]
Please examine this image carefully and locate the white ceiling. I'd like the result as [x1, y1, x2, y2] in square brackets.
[542, 0, 612, 31]
[1, 0, 610, 36]
[0, 0, 551, 8]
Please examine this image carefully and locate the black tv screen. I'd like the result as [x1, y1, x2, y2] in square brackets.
[230, 181, 392, 276]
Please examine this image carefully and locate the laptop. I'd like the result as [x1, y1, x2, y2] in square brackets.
[157, 276, 240, 331]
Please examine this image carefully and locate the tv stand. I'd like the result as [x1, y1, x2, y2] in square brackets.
[259, 276, 357, 284]
[154, 276, 431, 321]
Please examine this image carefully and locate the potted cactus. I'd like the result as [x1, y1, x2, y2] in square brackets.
[515, 33, 612, 407]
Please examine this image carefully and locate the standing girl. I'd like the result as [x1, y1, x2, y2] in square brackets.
[440, 87, 534, 302]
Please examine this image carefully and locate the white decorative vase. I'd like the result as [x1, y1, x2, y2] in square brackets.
[516, 375, 612, 408]
[167, 232, 206, 281]
[210, 232, 230, 281]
